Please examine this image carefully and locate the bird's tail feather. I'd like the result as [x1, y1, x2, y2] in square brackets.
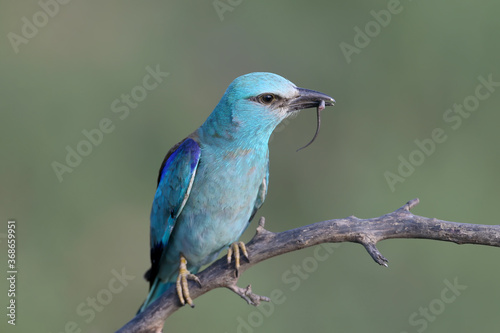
[137, 278, 174, 314]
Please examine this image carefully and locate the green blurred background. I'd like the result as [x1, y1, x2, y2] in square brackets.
[1, 0, 499, 332]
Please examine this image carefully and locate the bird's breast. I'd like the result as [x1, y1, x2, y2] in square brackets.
[167, 145, 268, 268]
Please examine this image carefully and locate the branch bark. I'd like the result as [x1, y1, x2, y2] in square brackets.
[116, 198, 500, 333]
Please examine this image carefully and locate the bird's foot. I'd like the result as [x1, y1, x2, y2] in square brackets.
[227, 241, 249, 276]
[176, 254, 201, 308]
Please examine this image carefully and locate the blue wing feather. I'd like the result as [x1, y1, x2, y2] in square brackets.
[147, 137, 201, 286]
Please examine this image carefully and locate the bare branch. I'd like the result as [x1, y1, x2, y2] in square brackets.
[116, 198, 500, 333]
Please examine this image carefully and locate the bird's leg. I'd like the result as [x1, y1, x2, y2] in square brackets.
[227, 241, 249, 276]
[176, 254, 201, 308]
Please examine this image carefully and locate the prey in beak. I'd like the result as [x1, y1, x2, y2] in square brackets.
[288, 87, 335, 151]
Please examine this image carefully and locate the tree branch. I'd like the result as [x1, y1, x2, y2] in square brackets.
[116, 198, 500, 333]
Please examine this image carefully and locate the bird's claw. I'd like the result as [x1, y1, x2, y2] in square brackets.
[227, 241, 249, 275]
[176, 255, 201, 307]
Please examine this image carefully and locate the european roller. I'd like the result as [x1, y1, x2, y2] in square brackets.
[139, 72, 334, 312]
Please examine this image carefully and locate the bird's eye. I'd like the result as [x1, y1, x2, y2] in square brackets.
[257, 93, 277, 105]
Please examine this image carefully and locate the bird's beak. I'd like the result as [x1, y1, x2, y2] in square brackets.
[287, 87, 335, 112]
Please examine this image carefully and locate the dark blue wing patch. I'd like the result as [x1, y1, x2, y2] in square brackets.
[146, 137, 201, 286]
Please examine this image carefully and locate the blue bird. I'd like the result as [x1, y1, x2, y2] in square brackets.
[139, 72, 334, 312]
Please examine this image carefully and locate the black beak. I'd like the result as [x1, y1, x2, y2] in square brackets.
[287, 87, 335, 112]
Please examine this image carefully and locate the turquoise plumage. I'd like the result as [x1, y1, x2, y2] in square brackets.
[139, 72, 334, 312]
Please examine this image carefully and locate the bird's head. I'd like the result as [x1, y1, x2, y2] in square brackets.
[201, 72, 335, 147]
